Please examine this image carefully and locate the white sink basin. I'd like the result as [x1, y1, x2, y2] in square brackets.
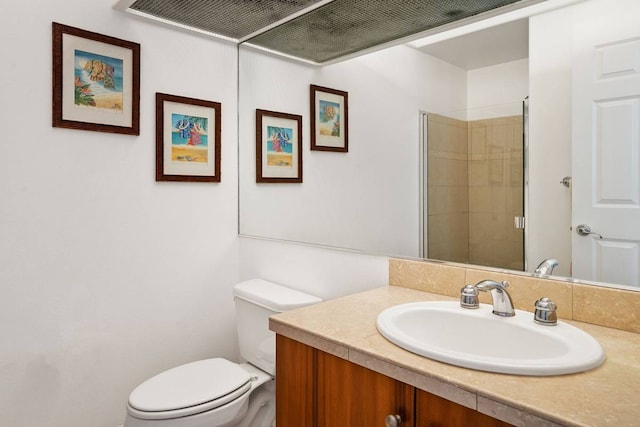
[376, 301, 605, 376]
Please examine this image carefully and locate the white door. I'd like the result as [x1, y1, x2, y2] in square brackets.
[572, 0, 640, 287]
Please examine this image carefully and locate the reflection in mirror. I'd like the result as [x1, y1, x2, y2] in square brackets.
[528, 0, 639, 288]
[244, 0, 526, 64]
[239, 42, 468, 258]
[425, 105, 525, 272]
[239, 0, 640, 291]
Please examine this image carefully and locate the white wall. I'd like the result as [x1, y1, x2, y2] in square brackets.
[0, 2, 240, 426]
[528, 6, 575, 277]
[467, 59, 529, 120]
[239, 44, 467, 259]
[238, 237, 389, 300]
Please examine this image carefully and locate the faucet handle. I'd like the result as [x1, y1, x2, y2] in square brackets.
[534, 297, 558, 325]
[460, 284, 479, 309]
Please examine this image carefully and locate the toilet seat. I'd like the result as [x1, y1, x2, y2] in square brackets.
[127, 358, 252, 421]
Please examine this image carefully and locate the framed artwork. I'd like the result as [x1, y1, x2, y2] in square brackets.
[310, 84, 348, 152]
[52, 22, 140, 135]
[256, 109, 303, 183]
[155, 93, 222, 182]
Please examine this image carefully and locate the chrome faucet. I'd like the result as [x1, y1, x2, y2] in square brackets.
[534, 258, 559, 276]
[460, 280, 515, 317]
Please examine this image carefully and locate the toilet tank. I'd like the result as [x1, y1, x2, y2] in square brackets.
[233, 279, 321, 375]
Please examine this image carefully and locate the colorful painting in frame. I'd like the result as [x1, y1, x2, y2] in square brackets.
[256, 109, 303, 183]
[52, 22, 140, 135]
[310, 84, 348, 152]
[156, 93, 221, 182]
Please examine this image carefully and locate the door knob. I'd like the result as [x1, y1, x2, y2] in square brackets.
[385, 414, 402, 427]
[576, 224, 603, 239]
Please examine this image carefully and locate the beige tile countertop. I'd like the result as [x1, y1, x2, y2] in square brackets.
[269, 286, 640, 427]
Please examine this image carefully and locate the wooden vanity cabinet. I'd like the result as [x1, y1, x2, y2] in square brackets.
[415, 389, 511, 426]
[316, 348, 415, 426]
[276, 334, 511, 427]
[275, 333, 316, 423]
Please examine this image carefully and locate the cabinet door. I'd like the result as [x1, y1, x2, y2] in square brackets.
[416, 389, 512, 427]
[317, 350, 415, 427]
[275, 335, 315, 426]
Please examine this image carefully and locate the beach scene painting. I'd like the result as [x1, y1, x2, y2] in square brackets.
[266, 125, 294, 168]
[310, 85, 348, 152]
[74, 49, 124, 111]
[53, 23, 140, 134]
[318, 100, 341, 137]
[156, 93, 220, 182]
[256, 109, 302, 183]
[171, 114, 209, 163]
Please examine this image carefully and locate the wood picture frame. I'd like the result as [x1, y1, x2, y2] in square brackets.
[256, 109, 303, 183]
[155, 93, 222, 182]
[52, 22, 140, 135]
[310, 84, 348, 152]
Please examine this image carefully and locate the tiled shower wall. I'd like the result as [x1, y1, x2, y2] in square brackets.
[427, 114, 524, 270]
[468, 115, 524, 270]
[427, 114, 469, 264]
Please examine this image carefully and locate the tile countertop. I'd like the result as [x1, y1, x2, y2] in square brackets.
[269, 286, 640, 427]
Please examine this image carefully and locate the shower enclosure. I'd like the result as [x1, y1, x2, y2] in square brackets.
[422, 100, 527, 271]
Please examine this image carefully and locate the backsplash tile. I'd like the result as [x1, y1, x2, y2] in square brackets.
[389, 258, 465, 297]
[389, 258, 639, 333]
[573, 284, 640, 334]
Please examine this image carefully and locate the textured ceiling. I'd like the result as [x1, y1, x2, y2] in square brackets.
[129, 0, 326, 39]
[249, 0, 524, 63]
[127, 0, 529, 63]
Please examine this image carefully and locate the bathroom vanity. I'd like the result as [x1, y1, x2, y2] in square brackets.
[276, 334, 510, 426]
[269, 285, 640, 426]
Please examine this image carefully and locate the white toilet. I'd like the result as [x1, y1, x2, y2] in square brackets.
[123, 279, 321, 427]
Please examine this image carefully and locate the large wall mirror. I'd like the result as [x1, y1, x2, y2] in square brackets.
[239, 0, 640, 291]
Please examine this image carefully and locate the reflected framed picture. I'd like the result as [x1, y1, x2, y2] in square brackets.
[310, 84, 348, 152]
[256, 109, 302, 183]
[156, 93, 221, 182]
[52, 22, 140, 135]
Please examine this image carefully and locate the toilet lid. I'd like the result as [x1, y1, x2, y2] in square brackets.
[128, 358, 251, 415]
